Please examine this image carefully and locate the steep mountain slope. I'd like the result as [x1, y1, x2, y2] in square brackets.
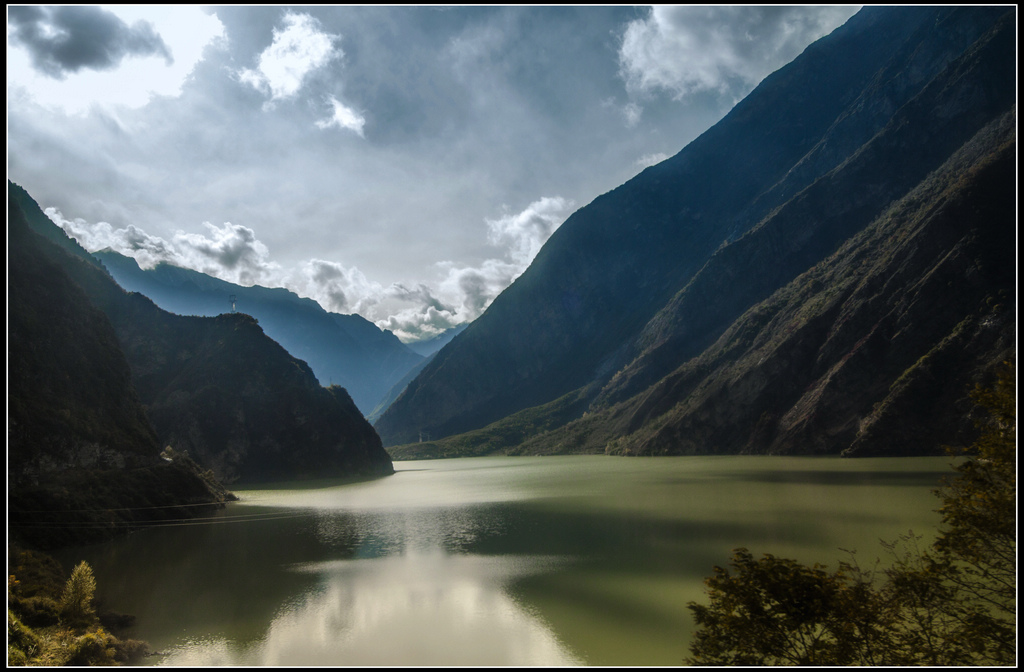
[376, 6, 1015, 451]
[11, 186, 394, 484]
[92, 250, 423, 415]
[524, 110, 1015, 457]
[405, 324, 469, 357]
[8, 197, 231, 549]
[598, 8, 1017, 409]
[367, 324, 470, 424]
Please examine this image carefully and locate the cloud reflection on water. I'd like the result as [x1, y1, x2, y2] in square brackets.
[159, 550, 582, 666]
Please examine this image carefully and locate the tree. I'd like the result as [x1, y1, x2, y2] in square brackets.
[686, 549, 899, 665]
[58, 561, 97, 624]
[918, 360, 1015, 663]
[686, 361, 1016, 666]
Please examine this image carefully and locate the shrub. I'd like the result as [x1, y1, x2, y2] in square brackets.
[11, 594, 61, 628]
[63, 629, 118, 666]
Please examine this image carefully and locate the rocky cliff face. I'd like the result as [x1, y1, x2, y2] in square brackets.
[10, 185, 394, 485]
[378, 6, 1016, 457]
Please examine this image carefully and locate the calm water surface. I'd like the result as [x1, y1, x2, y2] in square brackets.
[58, 455, 953, 666]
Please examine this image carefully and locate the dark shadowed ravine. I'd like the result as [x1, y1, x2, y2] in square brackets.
[55, 455, 951, 666]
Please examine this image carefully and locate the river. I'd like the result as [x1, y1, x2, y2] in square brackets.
[56, 455, 953, 666]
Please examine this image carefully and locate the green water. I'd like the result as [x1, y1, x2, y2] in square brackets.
[56, 455, 953, 666]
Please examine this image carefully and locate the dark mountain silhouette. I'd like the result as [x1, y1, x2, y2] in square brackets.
[91, 249, 423, 416]
[9, 194, 231, 548]
[378, 6, 1016, 457]
[9, 184, 394, 485]
[510, 111, 1015, 459]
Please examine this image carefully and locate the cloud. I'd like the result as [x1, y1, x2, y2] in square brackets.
[6, 7, 224, 112]
[287, 260, 385, 315]
[173, 223, 279, 286]
[238, 12, 339, 102]
[373, 196, 576, 341]
[623, 101, 643, 128]
[635, 152, 669, 169]
[387, 284, 456, 314]
[45, 194, 573, 343]
[486, 196, 572, 266]
[373, 283, 462, 341]
[46, 208, 281, 288]
[317, 96, 366, 135]
[619, 6, 859, 101]
[7, 5, 173, 79]
[334, 196, 576, 341]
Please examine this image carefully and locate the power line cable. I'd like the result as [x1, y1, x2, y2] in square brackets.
[10, 509, 317, 529]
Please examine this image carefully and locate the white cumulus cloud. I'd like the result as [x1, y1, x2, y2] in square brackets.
[47, 208, 281, 287]
[486, 196, 572, 267]
[286, 259, 385, 315]
[45, 195, 574, 343]
[619, 6, 859, 102]
[238, 12, 338, 103]
[317, 95, 366, 136]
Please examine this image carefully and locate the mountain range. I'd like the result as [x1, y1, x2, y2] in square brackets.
[10, 191, 226, 548]
[378, 6, 1016, 458]
[91, 250, 424, 416]
[9, 182, 394, 549]
[7, 5, 1016, 499]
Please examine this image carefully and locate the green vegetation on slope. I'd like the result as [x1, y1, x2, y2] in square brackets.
[376, 7, 1013, 449]
[385, 107, 1016, 462]
[386, 388, 591, 460]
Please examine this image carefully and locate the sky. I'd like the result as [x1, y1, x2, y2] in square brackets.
[7, 5, 860, 342]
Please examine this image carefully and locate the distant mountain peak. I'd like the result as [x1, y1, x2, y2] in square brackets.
[91, 248, 424, 415]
